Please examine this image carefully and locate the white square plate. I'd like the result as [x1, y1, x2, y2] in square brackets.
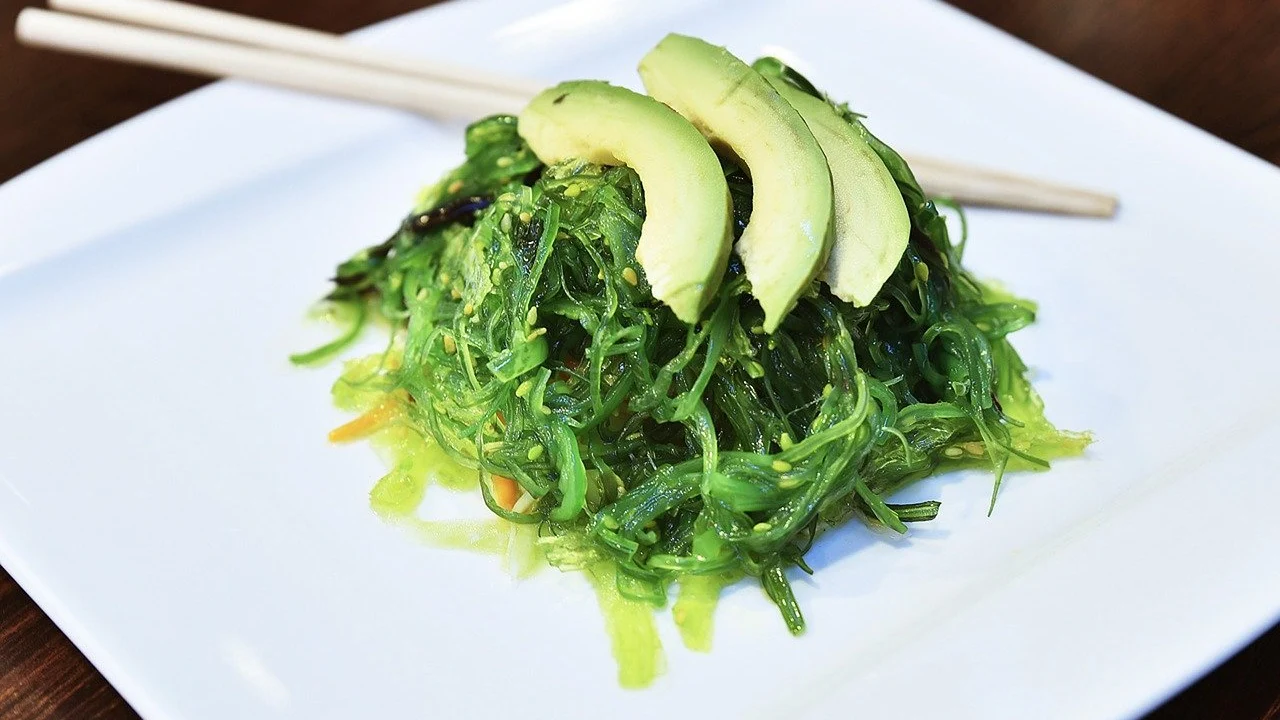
[3, 1, 1279, 718]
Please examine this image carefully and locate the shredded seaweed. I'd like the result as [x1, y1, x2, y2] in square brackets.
[301, 61, 1089, 668]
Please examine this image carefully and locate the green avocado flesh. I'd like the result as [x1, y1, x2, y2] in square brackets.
[759, 69, 911, 307]
[638, 34, 835, 333]
[517, 80, 733, 323]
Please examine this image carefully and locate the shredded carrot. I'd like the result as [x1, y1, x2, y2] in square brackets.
[492, 475, 520, 510]
[328, 394, 404, 443]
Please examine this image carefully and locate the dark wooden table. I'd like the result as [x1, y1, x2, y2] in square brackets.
[2, 0, 1278, 717]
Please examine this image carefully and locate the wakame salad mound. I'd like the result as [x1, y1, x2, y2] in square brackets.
[301, 42, 1089, 687]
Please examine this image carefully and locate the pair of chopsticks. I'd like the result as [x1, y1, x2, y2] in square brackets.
[15, 0, 1119, 218]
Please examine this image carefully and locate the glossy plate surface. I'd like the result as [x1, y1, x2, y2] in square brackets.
[2, 1, 1278, 718]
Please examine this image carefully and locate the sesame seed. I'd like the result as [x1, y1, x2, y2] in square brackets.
[564, 184, 581, 198]
[463, 302, 475, 316]
[621, 267, 639, 286]
[519, 211, 532, 223]
[943, 446, 964, 459]
[500, 214, 512, 233]
[771, 460, 792, 473]
[496, 156, 513, 168]
[539, 405, 552, 415]
[525, 306, 538, 326]
[442, 335, 457, 355]
[753, 522, 772, 533]
[778, 478, 801, 490]
[914, 261, 930, 283]
[515, 380, 533, 398]
[526, 445, 545, 461]
[778, 433, 794, 450]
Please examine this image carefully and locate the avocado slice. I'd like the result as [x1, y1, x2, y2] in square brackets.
[638, 34, 834, 333]
[517, 80, 733, 323]
[756, 63, 911, 307]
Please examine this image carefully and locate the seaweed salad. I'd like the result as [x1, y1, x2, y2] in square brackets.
[298, 35, 1089, 686]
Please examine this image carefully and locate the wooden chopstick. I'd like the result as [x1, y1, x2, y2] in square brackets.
[902, 155, 1118, 217]
[46, 0, 545, 98]
[15, 2, 1119, 218]
[16, 8, 523, 118]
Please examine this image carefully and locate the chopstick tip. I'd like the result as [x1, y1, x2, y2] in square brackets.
[14, 7, 44, 44]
